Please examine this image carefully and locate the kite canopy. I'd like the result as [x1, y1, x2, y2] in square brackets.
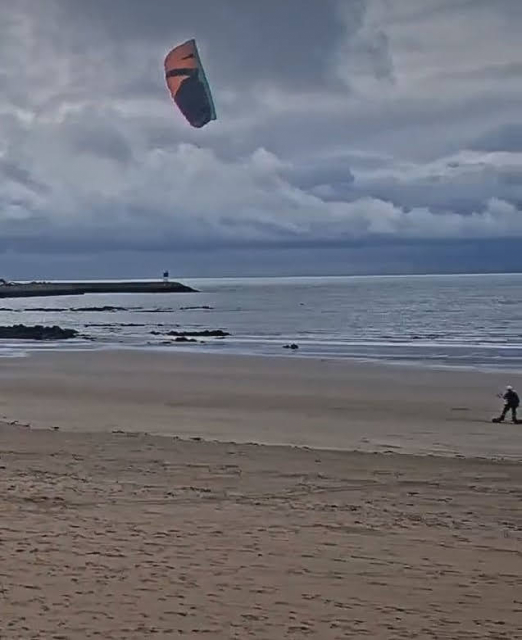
[164, 39, 216, 128]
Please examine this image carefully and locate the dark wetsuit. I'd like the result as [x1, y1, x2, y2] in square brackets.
[498, 389, 519, 423]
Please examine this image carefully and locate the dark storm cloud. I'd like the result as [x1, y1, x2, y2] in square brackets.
[0, 0, 521, 276]
[59, 0, 347, 90]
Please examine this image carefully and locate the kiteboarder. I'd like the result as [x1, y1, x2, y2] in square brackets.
[492, 385, 519, 423]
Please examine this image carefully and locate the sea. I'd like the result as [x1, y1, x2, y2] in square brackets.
[1, 273, 521, 373]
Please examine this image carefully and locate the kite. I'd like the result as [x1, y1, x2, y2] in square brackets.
[164, 39, 216, 129]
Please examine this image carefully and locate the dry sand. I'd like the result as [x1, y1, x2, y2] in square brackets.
[1, 428, 521, 639]
[1, 350, 521, 638]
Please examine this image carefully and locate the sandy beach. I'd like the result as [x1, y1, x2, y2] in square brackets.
[0, 350, 521, 458]
[1, 350, 521, 638]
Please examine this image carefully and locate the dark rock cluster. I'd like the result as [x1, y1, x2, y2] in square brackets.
[0, 324, 78, 340]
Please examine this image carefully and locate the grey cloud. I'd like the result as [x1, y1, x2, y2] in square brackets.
[2, 237, 521, 281]
[0, 159, 48, 194]
[58, 0, 346, 91]
[471, 124, 522, 153]
[281, 156, 355, 201]
[0, 0, 521, 276]
[67, 129, 133, 164]
[350, 152, 522, 214]
[334, 1, 395, 90]
[60, 108, 134, 163]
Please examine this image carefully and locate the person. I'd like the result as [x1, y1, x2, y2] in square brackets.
[493, 385, 519, 423]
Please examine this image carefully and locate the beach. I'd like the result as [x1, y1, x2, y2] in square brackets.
[0, 350, 521, 458]
[1, 350, 521, 638]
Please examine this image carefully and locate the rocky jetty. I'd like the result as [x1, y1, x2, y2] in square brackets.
[0, 280, 197, 299]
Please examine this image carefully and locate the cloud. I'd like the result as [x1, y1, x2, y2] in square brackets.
[349, 150, 522, 213]
[0, 0, 521, 275]
[334, 0, 396, 93]
[1, 142, 521, 257]
[470, 124, 522, 153]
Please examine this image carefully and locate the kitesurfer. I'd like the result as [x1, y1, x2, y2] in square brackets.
[492, 385, 519, 423]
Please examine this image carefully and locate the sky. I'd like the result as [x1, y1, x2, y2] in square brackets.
[1, 0, 521, 279]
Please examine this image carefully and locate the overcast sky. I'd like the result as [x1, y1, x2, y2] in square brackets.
[1, 0, 521, 278]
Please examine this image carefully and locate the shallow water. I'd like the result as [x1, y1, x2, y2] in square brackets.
[1, 273, 521, 372]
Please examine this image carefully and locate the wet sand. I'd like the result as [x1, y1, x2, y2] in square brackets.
[0, 349, 521, 459]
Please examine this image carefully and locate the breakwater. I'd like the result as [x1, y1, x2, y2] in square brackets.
[0, 280, 197, 298]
